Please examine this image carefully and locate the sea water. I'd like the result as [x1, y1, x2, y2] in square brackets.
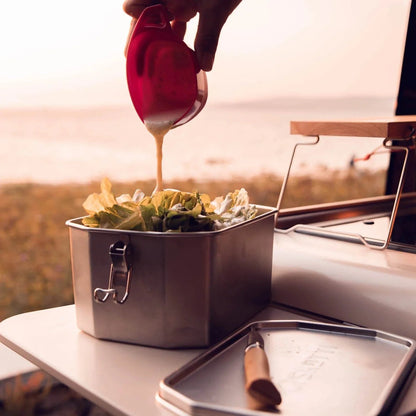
[0, 97, 395, 184]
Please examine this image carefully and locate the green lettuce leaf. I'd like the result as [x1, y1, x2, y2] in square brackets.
[81, 178, 257, 232]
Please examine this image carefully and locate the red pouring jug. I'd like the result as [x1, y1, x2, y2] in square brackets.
[126, 4, 208, 127]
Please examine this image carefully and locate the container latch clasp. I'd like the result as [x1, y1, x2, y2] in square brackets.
[94, 241, 132, 304]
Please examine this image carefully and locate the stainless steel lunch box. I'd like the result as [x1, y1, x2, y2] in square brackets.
[66, 205, 277, 348]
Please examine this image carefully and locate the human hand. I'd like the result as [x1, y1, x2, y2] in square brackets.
[123, 0, 242, 71]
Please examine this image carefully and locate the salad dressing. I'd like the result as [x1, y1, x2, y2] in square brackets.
[144, 119, 174, 194]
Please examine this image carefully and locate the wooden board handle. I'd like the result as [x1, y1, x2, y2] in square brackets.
[244, 347, 282, 407]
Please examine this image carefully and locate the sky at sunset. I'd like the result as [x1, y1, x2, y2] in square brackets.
[0, 0, 411, 108]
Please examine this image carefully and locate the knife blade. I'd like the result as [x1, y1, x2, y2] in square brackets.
[244, 326, 282, 407]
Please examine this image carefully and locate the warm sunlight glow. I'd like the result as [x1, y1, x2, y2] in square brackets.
[0, 0, 411, 107]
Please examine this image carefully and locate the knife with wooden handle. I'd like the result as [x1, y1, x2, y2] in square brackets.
[244, 327, 282, 407]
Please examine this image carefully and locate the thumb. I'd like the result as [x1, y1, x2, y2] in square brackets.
[194, 10, 224, 71]
[171, 20, 187, 40]
[195, 1, 241, 71]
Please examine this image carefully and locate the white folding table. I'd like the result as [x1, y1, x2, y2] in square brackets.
[0, 304, 304, 416]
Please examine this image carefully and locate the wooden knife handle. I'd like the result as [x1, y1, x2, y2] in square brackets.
[244, 347, 282, 406]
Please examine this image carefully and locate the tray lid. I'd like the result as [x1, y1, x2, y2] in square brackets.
[158, 320, 416, 416]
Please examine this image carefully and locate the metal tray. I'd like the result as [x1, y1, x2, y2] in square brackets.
[158, 320, 416, 415]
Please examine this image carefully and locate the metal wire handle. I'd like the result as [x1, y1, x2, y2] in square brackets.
[275, 132, 413, 250]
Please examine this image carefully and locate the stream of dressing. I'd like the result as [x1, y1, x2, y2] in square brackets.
[144, 119, 174, 194]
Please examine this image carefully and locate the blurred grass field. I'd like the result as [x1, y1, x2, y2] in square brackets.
[0, 169, 385, 321]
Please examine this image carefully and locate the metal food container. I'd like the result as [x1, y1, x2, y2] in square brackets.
[66, 205, 277, 348]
